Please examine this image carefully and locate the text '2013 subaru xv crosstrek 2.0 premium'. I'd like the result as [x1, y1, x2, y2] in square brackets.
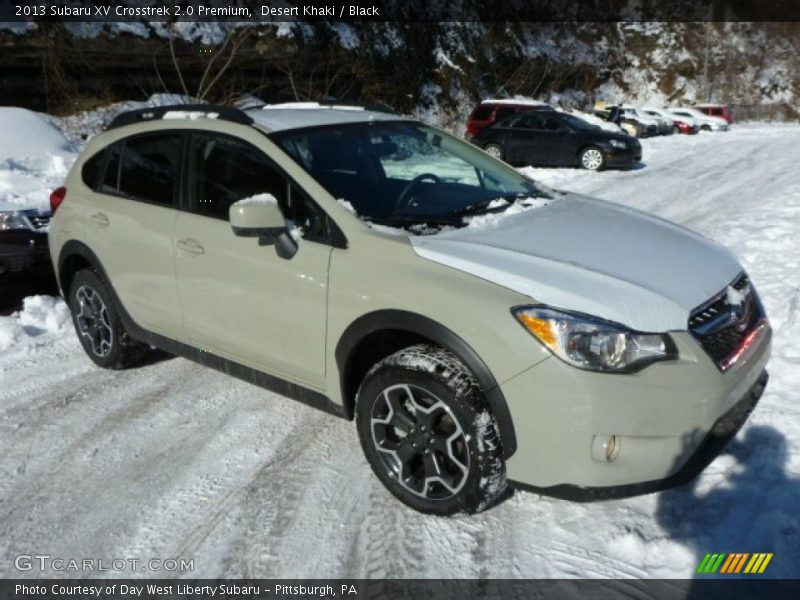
[48, 103, 771, 515]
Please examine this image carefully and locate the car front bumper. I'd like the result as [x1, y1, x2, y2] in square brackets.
[603, 146, 642, 168]
[0, 230, 52, 275]
[500, 325, 771, 495]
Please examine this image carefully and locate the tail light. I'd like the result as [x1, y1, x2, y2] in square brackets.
[50, 186, 66, 215]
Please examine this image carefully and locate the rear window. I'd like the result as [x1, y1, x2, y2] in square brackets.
[117, 134, 181, 206]
[470, 106, 493, 121]
[81, 149, 107, 190]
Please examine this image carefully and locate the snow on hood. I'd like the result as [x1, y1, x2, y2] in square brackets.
[410, 193, 742, 332]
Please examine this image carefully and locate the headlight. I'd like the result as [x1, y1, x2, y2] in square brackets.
[609, 139, 627, 150]
[512, 306, 677, 373]
[0, 211, 29, 230]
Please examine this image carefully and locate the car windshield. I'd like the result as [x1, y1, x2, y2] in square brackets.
[271, 121, 544, 228]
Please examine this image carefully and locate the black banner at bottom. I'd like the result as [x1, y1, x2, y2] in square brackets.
[2, 579, 800, 600]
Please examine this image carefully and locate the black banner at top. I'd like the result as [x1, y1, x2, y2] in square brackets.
[1, 0, 800, 22]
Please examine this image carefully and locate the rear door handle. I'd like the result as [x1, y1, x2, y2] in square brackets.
[176, 238, 205, 255]
[90, 212, 109, 228]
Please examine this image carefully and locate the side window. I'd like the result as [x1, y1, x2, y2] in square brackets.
[189, 132, 332, 244]
[189, 132, 286, 221]
[118, 134, 181, 206]
[100, 143, 122, 193]
[543, 116, 563, 131]
[81, 148, 107, 190]
[494, 106, 515, 121]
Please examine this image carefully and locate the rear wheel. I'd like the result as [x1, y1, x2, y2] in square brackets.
[580, 146, 605, 171]
[356, 345, 506, 515]
[483, 143, 504, 160]
[68, 269, 148, 369]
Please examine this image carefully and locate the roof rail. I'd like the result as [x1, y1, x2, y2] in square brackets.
[319, 100, 396, 114]
[106, 104, 254, 130]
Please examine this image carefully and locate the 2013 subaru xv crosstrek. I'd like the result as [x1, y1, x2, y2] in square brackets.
[48, 103, 771, 515]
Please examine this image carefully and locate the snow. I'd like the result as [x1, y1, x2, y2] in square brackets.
[162, 111, 220, 121]
[0, 119, 799, 578]
[482, 97, 551, 107]
[237, 193, 277, 206]
[0, 108, 77, 212]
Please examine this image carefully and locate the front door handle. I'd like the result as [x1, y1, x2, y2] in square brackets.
[176, 238, 205, 255]
[90, 212, 109, 228]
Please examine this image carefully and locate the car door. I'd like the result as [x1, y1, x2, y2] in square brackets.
[173, 130, 332, 389]
[85, 132, 183, 338]
[538, 115, 574, 165]
[504, 114, 545, 165]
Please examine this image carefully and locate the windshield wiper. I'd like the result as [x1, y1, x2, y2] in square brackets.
[367, 213, 466, 227]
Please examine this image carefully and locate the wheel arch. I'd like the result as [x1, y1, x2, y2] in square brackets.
[57, 240, 110, 298]
[335, 309, 517, 458]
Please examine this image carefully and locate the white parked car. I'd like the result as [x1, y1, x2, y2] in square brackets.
[667, 108, 729, 131]
[556, 107, 625, 134]
[621, 106, 666, 135]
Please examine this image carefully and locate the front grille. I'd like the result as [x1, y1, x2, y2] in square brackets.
[27, 214, 51, 231]
[689, 273, 763, 369]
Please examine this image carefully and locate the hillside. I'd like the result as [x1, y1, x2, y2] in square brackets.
[1, 21, 798, 127]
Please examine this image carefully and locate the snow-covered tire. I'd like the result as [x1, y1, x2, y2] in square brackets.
[68, 269, 148, 370]
[355, 344, 506, 515]
[580, 145, 605, 170]
[483, 143, 504, 160]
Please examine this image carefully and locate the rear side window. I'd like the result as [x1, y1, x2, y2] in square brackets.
[495, 106, 515, 121]
[117, 134, 181, 205]
[81, 149, 107, 190]
[470, 106, 492, 121]
[101, 143, 122, 193]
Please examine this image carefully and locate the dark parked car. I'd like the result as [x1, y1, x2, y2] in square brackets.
[465, 99, 553, 139]
[0, 202, 52, 277]
[472, 111, 642, 171]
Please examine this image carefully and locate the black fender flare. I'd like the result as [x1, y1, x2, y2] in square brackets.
[335, 309, 517, 458]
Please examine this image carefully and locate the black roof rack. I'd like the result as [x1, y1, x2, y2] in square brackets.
[106, 104, 254, 131]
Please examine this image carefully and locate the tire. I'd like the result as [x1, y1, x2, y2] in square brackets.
[483, 143, 504, 160]
[355, 344, 506, 515]
[579, 146, 605, 171]
[68, 269, 148, 369]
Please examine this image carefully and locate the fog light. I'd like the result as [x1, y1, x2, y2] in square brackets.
[591, 434, 620, 463]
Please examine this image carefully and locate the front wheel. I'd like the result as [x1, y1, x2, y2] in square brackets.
[580, 146, 605, 171]
[68, 269, 148, 369]
[356, 345, 506, 515]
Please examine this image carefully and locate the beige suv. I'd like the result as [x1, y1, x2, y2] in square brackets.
[49, 103, 771, 514]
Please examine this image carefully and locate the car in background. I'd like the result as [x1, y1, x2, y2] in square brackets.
[642, 107, 699, 134]
[591, 104, 652, 138]
[621, 106, 671, 136]
[668, 108, 729, 131]
[694, 103, 734, 124]
[0, 201, 52, 277]
[472, 110, 641, 170]
[466, 98, 553, 139]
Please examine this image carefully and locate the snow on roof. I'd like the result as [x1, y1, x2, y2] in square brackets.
[248, 104, 403, 132]
[480, 98, 551, 107]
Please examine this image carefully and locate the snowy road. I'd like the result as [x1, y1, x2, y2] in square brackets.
[1, 124, 799, 579]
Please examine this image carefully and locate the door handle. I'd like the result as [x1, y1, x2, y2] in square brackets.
[176, 238, 205, 255]
[90, 212, 109, 228]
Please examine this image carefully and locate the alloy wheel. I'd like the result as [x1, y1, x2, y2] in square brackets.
[370, 383, 470, 500]
[484, 144, 503, 159]
[75, 285, 113, 358]
[581, 148, 603, 170]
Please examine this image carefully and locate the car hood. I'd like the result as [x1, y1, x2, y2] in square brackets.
[410, 193, 742, 332]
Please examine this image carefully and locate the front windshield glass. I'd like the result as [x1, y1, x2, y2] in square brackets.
[271, 121, 544, 228]
[560, 114, 595, 131]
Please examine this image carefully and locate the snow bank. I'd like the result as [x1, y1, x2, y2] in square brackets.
[0, 108, 77, 211]
[0, 296, 71, 352]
